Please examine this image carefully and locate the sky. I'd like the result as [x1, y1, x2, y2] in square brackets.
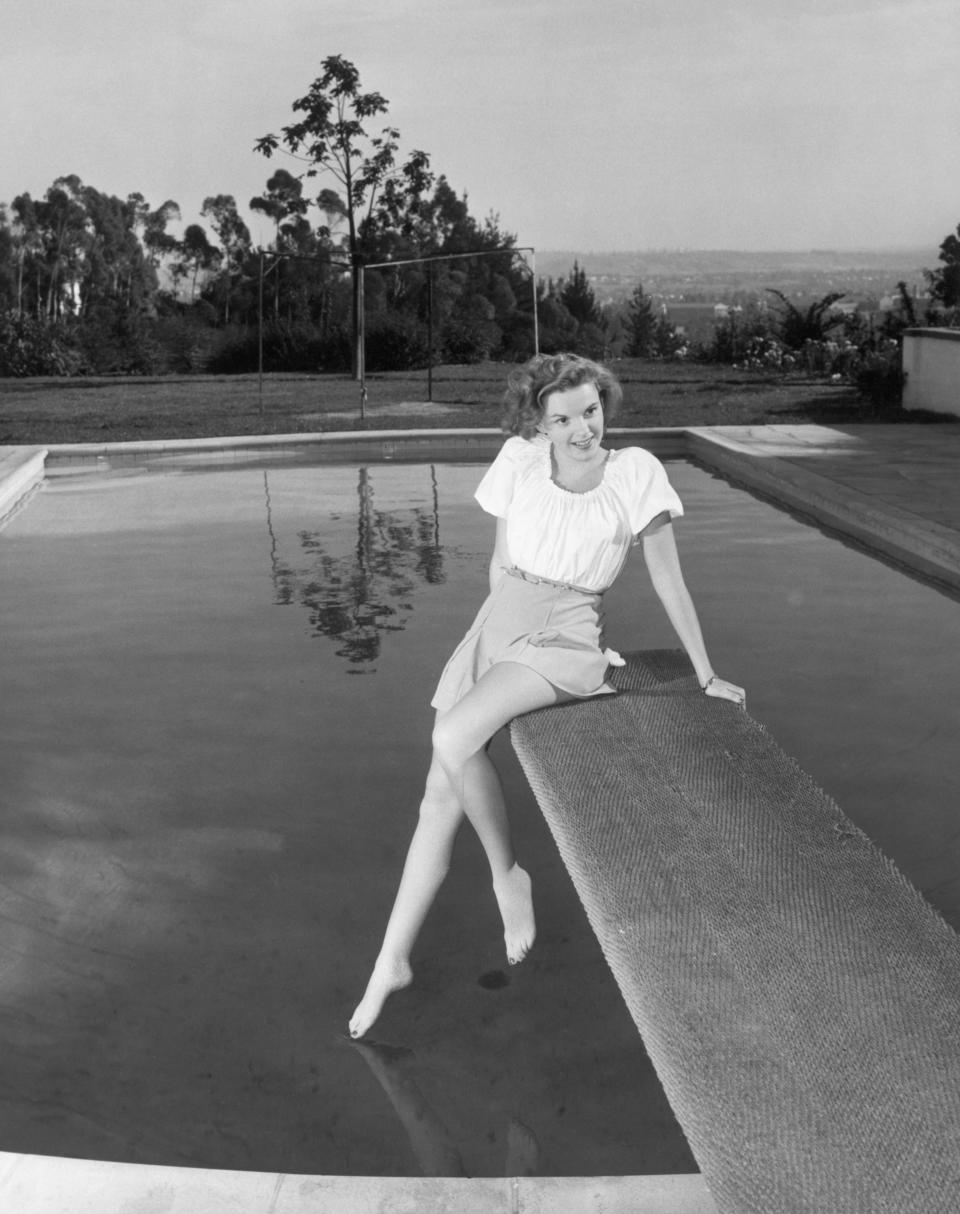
[3, 0, 958, 254]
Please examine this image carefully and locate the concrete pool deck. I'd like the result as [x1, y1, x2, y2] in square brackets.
[1, 421, 959, 1212]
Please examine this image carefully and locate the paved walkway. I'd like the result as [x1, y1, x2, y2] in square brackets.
[684, 423, 960, 595]
[700, 424, 960, 531]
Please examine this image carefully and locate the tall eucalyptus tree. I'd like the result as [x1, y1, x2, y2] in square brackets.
[256, 54, 432, 375]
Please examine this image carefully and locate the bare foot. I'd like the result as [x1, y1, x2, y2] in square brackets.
[349, 956, 413, 1039]
[493, 864, 536, 965]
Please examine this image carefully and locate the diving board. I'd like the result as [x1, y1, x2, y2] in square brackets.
[510, 651, 960, 1214]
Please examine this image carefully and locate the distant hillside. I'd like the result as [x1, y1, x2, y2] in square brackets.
[535, 248, 931, 277]
[534, 248, 933, 306]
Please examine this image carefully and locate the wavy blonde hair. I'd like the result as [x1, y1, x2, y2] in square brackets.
[501, 353, 623, 438]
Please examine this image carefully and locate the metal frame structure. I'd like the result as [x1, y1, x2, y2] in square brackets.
[256, 245, 539, 423]
[357, 246, 538, 419]
[256, 250, 351, 418]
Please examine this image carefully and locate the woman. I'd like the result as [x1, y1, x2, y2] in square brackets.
[349, 353, 744, 1039]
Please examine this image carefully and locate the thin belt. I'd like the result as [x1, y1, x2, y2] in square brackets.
[505, 566, 603, 596]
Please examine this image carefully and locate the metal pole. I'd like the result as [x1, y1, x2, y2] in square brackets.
[427, 263, 434, 403]
[258, 252, 265, 421]
[358, 265, 366, 423]
[531, 250, 540, 355]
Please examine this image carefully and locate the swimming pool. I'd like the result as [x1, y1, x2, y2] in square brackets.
[1, 449, 958, 1179]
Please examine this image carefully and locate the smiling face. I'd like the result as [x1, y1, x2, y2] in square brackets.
[539, 381, 605, 464]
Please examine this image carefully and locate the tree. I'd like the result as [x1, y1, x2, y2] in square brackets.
[560, 260, 600, 326]
[137, 197, 182, 297]
[255, 54, 433, 376]
[201, 194, 251, 323]
[536, 279, 578, 353]
[9, 193, 42, 316]
[175, 224, 221, 302]
[78, 185, 157, 319]
[625, 281, 656, 357]
[31, 177, 88, 321]
[0, 206, 14, 312]
[249, 169, 309, 247]
[925, 223, 960, 309]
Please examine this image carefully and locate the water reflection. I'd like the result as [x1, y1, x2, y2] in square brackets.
[352, 1039, 540, 1177]
[263, 466, 446, 671]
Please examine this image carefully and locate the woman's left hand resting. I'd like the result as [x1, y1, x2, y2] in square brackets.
[703, 675, 746, 706]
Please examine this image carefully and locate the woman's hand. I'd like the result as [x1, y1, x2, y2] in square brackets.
[702, 675, 746, 707]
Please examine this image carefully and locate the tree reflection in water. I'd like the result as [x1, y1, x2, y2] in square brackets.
[263, 466, 446, 671]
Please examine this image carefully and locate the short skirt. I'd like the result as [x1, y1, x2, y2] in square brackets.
[430, 572, 617, 712]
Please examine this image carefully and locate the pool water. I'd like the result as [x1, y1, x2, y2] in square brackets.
[1, 450, 958, 1178]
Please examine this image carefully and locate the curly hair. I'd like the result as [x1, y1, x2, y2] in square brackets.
[501, 353, 623, 438]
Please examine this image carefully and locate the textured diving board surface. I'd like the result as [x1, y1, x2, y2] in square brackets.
[510, 651, 960, 1214]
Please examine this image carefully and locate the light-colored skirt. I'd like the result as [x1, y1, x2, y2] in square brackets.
[430, 571, 617, 712]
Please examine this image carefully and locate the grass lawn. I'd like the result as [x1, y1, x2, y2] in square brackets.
[0, 359, 944, 445]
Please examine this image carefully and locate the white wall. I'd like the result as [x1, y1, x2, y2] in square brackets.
[902, 329, 960, 417]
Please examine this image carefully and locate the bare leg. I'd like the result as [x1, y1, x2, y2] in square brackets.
[349, 755, 463, 1039]
[431, 662, 562, 967]
[349, 662, 561, 1039]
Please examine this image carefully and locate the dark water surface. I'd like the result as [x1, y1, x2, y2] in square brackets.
[0, 451, 957, 1177]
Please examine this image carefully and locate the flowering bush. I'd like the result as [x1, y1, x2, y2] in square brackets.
[695, 305, 907, 405]
[734, 334, 790, 370]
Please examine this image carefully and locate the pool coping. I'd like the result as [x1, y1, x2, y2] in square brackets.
[0, 445, 45, 527]
[685, 424, 960, 595]
[0, 1154, 718, 1213]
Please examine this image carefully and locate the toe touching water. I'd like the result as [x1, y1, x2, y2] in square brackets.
[349, 956, 414, 1040]
[348, 354, 744, 1038]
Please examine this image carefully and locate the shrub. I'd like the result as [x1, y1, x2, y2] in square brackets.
[574, 321, 608, 360]
[497, 310, 536, 360]
[847, 339, 904, 406]
[365, 315, 429, 371]
[205, 321, 351, 374]
[0, 311, 87, 377]
[74, 305, 169, 375]
[653, 314, 683, 358]
[705, 307, 776, 365]
[766, 290, 845, 348]
[440, 316, 502, 364]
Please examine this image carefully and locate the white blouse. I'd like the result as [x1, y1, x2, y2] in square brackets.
[475, 435, 684, 593]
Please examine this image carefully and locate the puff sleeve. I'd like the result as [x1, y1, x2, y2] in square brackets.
[474, 436, 533, 517]
[618, 448, 684, 534]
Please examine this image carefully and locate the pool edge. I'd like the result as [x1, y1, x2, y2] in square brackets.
[685, 424, 960, 595]
[0, 1153, 717, 1213]
[0, 446, 46, 529]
